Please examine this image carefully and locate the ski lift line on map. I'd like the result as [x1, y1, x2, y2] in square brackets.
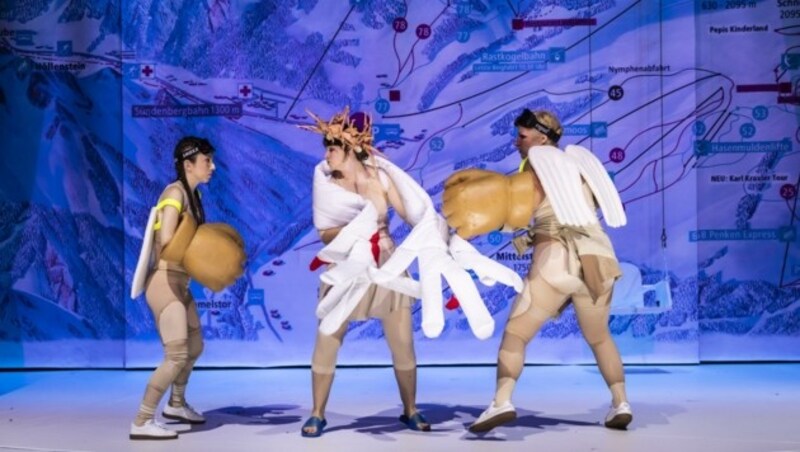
[404, 103, 464, 172]
[284, 4, 356, 120]
[784, 198, 800, 223]
[391, 2, 450, 87]
[400, 49, 417, 88]
[778, 174, 800, 288]
[622, 163, 691, 208]
[392, 29, 403, 85]
[775, 25, 800, 36]
[391, 32, 421, 88]
[615, 104, 708, 177]
[385, 1, 641, 120]
[390, 3, 450, 88]
[697, 109, 735, 151]
[658, 1, 667, 247]
[567, 68, 734, 127]
[395, 59, 437, 89]
[609, 108, 716, 166]
[505, 0, 519, 18]
[618, 117, 697, 193]
[603, 87, 725, 175]
[618, 118, 699, 195]
[696, 101, 735, 146]
[775, 67, 789, 83]
[575, 73, 726, 149]
[460, 86, 605, 129]
[384, 72, 530, 119]
[564, 0, 642, 52]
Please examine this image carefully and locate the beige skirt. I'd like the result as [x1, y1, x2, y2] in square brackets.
[318, 230, 413, 321]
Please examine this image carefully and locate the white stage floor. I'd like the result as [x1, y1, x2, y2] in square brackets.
[0, 364, 798, 452]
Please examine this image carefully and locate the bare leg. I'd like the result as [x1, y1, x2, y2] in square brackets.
[303, 322, 348, 435]
[169, 301, 203, 408]
[381, 308, 429, 430]
[134, 302, 189, 426]
[573, 291, 627, 406]
[495, 277, 566, 405]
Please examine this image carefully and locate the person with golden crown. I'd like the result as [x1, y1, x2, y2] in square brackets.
[297, 106, 526, 437]
[298, 107, 430, 437]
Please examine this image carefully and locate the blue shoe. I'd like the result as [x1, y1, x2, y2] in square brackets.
[301, 416, 327, 438]
[399, 412, 431, 431]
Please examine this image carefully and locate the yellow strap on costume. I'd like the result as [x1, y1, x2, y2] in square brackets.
[153, 198, 183, 230]
[518, 157, 528, 174]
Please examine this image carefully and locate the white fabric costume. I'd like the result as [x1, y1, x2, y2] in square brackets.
[312, 156, 523, 339]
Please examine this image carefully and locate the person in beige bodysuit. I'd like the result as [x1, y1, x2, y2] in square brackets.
[445, 110, 633, 433]
[300, 111, 431, 437]
[130, 137, 216, 440]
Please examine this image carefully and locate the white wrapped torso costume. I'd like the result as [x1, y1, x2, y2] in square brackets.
[312, 156, 524, 339]
[316, 169, 411, 321]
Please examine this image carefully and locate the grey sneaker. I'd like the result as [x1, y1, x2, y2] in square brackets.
[163, 403, 206, 424]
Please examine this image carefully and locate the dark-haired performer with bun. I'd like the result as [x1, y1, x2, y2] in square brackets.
[130, 137, 245, 440]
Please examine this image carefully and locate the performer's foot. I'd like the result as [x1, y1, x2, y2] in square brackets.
[301, 416, 327, 437]
[129, 419, 178, 440]
[399, 411, 431, 431]
[468, 400, 516, 433]
[604, 401, 633, 430]
[163, 402, 206, 424]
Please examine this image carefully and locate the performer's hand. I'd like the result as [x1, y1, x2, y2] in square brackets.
[442, 169, 538, 238]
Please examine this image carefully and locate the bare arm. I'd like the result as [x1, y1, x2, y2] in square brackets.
[318, 226, 344, 245]
[382, 170, 410, 223]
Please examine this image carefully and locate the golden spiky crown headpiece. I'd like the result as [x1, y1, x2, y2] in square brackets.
[298, 106, 377, 156]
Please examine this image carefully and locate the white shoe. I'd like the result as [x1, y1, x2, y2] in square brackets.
[604, 402, 633, 430]
[129, 419, 178, 440]
[468, 400, 517, 433]
[163, 403, 206, 424]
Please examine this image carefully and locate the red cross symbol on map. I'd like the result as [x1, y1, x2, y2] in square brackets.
[141, 65, 154, 78]
[239, 84, 252, 98]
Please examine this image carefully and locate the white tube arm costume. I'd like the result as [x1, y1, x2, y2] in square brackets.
[312, 156, 523, 339]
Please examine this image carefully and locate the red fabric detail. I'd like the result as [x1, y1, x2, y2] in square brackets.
[445, 295, 460, 310]
[370, 232, 380, 264]
[309, 256, 329, 271]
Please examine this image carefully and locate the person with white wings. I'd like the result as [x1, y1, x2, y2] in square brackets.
[443, 109, 633, 433]
[129, 137, 245, 440]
